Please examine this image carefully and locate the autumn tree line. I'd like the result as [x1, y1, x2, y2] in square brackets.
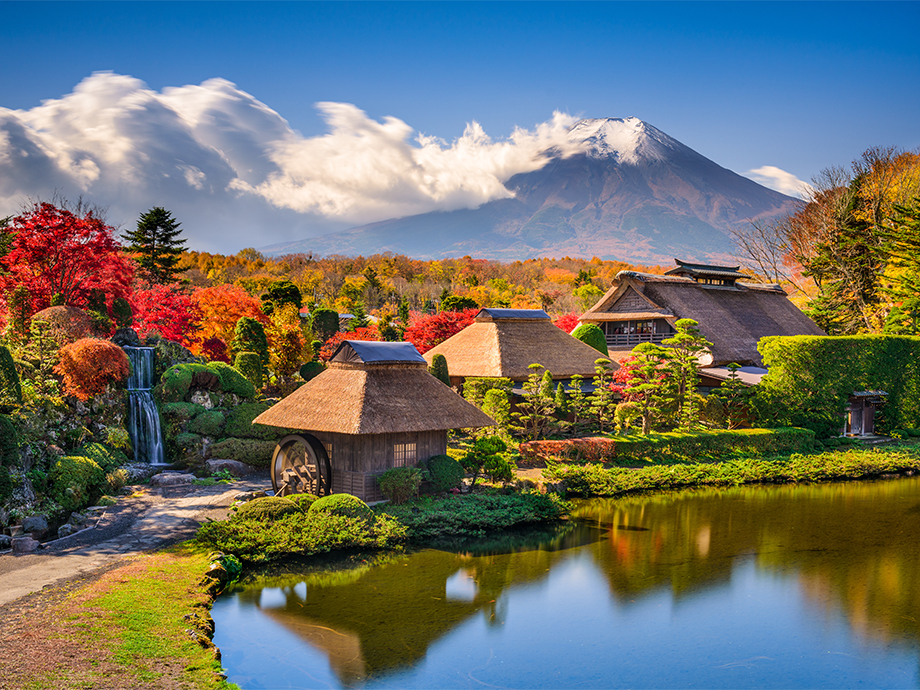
[733, 146, 920, 335]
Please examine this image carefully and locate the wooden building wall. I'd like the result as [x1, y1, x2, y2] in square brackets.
[311, 429, 447, 502]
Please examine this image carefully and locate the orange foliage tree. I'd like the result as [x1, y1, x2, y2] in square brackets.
[191, 284, 266, 353]
[55, 338, 130, 401]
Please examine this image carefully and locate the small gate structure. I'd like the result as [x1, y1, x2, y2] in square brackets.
[843, 390, 888, 436]
[270, 433, 332, 497]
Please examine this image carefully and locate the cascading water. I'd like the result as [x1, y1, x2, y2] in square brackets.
[124, 346, 166, 465]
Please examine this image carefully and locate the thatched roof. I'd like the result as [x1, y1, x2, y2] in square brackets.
[254, 341, 494, 434]
[422, 308, 612, 380]
[581, 270, 825, 366]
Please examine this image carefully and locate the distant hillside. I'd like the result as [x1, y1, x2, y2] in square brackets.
[262, 117, 797, 262]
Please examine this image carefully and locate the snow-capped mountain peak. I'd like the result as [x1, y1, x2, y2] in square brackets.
[568, 117, 681, 164]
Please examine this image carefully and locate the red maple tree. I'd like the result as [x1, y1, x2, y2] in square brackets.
[0, 202, 134, 313]
[404, 308, 478, 354]
[55, 338, 130, 401]
[318, 326, 381, 361]
[130, 282, 201, 345]
[553, 312, 581, 333]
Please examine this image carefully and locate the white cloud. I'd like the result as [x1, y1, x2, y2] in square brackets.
[0, 72, 583, 251]
[743, 165, 813, 199]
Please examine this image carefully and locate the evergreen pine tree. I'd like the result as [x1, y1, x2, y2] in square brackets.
[124, 207, 187, 283]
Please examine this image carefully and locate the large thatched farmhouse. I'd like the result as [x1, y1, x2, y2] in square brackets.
[422, 308, 612, 386]
[579, 259, 825, 383]
[254, 341, 493, 502]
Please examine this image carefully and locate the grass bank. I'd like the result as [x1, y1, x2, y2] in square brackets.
[4, 542, 236, 690]
[545, 446, 920, 497]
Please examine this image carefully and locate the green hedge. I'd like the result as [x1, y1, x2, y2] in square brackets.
[547, 447, 920, 498]
[209, 438, 276, 467]
[224, 402, 276, 440]
[187, 410, 226, 437]
[521, 428, 816, 466]
[755, 335, 920, 437]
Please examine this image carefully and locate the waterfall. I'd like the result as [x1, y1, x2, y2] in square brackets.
[123, 346, 166, 465]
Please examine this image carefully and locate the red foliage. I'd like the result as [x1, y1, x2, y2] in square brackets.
[318, 326, 380, 362]
[404, 308, 478, 354]
[192, 284, 265, 349]
[130, 283, 201, 346]
[199, 337, 230, 363]
[519, 437, 616, 464]
[54, 338, 130, 401]
[0, 202, 134, 312]
[553, 312, 581, 333]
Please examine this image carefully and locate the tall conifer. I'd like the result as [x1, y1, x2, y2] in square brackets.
[124, 207, 187, 283]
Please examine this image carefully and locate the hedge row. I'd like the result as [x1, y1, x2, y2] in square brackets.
[519, 428, 816, 466]
[546, 447, 920, 497]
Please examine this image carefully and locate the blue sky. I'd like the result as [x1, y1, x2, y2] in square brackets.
[1, 1, 918, 251]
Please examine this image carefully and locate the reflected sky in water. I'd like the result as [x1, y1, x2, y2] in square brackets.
[212, 477, 920, 689]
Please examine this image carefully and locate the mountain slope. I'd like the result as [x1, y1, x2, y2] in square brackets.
[262, 117, 797, 262]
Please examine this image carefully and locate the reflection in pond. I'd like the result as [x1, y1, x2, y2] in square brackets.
[213, 478, 920, 689]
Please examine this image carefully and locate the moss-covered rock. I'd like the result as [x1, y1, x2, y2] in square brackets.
[209, 438, 276, 467]
[156, 363, 214, 403]
[188, 410, 226, 437]
[208, 362, 256, 399]
[161, 401, 207, 422]
[175, 432, 205, 457]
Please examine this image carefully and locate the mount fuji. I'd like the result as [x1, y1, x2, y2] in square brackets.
[262, 117, 798, 263]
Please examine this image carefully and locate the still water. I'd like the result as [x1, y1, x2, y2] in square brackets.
[212, 477, 920, 689]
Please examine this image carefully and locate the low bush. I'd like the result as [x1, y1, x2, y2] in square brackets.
[72, 442, 128, 473]
[195, 510, 406, 563]
[224, 402, 275, 440]
[55, 338, 130, 401]
[208, 438, 276, 467]
[106, 468, 129, 493]
[546, 447, 920, 498]
[299, 361, 325, 382]
[309, 493, 374, 524]
[208, 361, 256, 399]
[425, 454, 465, 492]
[288, 493, 319, 511]
[378, 467, 423, 505]
[378, 492, 571, 541]
[187, 410, 226, 437]
[233, 496, 301, 522]
[520, 428, 816, 466]
[174, 432, 204, 456]
[50, 455, 105, 511]
[571, 323, 608, 355]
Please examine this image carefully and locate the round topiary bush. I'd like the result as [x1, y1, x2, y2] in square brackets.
[207, 361, 256, 399]
[233, 496, 301, 522]
[50, 455, 105, 512]
[288, 493, 320, 512]
[30, 306, 94, 346]
[308, 493, 373, 524]
[299, 361, 325, 382]
[234, 352, 263, 390]
[571, 323, 608, 355]
[425, 454, 465, 492]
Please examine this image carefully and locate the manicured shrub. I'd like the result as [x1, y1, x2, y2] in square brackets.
[378, 467, 423, 505]
[30, 306, 93, 346]
[299, 361, 325, 382]
[175, 432, 204, 456]
[156, 363, 213, 403]
[161, 401, 207, 422]
[233, 496, 301, 522]
[0, 415, 20, 467]
[309, 493, 373, 524]
[206, 361, 256, 399]
[288, 493, 319, 511]
[224, 402, 275, 440]
[234, 352, 263, 390]
[209, 438, 276, 467]
[462, 377, 514, 409]
[54, 338, 130, 401]
[310, 307, 340, 344]
[425, 454, 465, 492]
[428, 353, 450, 386]
[0, 346, 22, 407]
[50, 455, 105, 511]
[188, 410, 226, 437]
[571, 323, 609, 355]
[231, 317, 269, 367]
[260, 280, 302, 316]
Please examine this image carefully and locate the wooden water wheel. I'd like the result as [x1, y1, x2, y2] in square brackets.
[270, 434, 332, 497]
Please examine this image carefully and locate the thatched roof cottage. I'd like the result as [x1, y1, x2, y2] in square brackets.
[254, 340, 493, 502]
[422, 308, 612, 385]
[579, 260, 824, 376]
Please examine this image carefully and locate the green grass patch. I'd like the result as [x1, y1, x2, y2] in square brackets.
[546, 446, 920, 497]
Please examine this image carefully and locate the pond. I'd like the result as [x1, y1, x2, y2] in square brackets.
[212, 477, 920, 689]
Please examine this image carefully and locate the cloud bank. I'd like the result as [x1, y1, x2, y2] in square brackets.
[743, 165, 813, 199]
[0, 73, 581, 251]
